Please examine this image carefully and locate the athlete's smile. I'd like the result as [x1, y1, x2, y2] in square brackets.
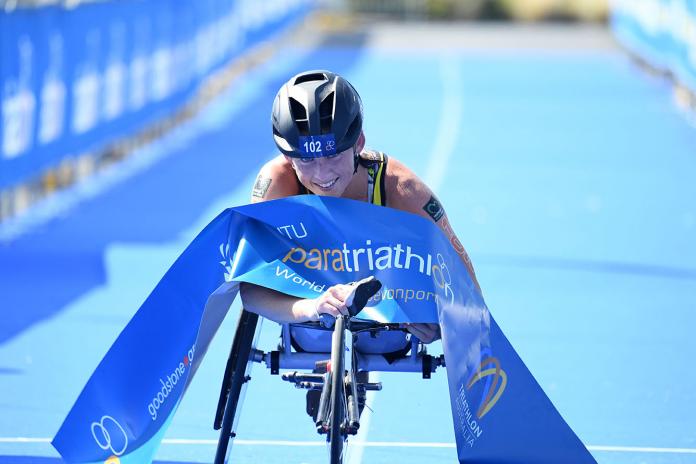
[313, 177, 339, 190]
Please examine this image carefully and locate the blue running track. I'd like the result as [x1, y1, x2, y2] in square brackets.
[1, 26, 695, 464]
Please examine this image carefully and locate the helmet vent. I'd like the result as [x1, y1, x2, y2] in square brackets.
[289, 97, 310, 135]
[289, 97, 307, 121]
[294, 72, 327, 85]
[296, 120, 310, 136]
[319, 92, 334, 134]
[344, 114, 362, 146]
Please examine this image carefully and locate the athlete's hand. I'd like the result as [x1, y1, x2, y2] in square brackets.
[404, 323, 441, 344]
[312, 283, 356, 319]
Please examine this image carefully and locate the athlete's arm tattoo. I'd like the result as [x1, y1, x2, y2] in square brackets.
[423, 195, 444, 222]
[440, 214, 480, 291]
[252, 175, 272, 199]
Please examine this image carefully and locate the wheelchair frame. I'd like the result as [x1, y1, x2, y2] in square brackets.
[212, 309, 445, 464]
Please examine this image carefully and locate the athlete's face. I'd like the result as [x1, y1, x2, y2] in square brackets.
[288, 147, 355, 197]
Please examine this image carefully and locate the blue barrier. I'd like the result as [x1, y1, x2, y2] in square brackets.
[0, 0, 314, 190]
[610, 0, 696, 94]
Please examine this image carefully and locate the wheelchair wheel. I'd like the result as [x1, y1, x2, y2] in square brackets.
[328, 316, 347, 464]
[214, 309, 260, 464]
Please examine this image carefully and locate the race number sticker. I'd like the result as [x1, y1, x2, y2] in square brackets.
[298, 134, 337, 157]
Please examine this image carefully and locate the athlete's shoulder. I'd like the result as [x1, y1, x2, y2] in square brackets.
[250, 155, 299, 203]
[384, 157, 430, 206]
[384, 157, 443, 221]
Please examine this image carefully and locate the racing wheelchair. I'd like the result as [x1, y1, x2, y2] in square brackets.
[212, 277, 446, 464]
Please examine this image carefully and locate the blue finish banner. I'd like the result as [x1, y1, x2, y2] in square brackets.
[52, 196, 595, 463]
[610, 0, 696, 94]
[0, 0, 314, 190]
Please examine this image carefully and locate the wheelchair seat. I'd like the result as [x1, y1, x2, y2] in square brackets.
[288, 324, 411, 360]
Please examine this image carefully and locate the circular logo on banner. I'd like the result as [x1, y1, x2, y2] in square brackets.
[91, 415, 128, 457]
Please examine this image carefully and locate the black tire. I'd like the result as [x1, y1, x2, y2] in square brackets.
[214, 309, 259, 464]
[329, 316, 346, 464]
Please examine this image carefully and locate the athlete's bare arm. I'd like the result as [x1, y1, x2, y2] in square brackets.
[382, 158, 482, 342]
[385, 159, 482, 289]
[243, 156, 308, 320]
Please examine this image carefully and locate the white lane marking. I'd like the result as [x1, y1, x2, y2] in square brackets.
[587, 445, 696, 454]
[167, 439, 322, 446]
[424, 54, 462, 191]
[347, 55, 463, 464]
[164, 439, 455, 447]
[5, 437, 696, 454]
[345, 375, 378, 464]
[0, 438, 52, 443]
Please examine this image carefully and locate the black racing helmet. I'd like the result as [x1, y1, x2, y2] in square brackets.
[272, 70, 363, 158]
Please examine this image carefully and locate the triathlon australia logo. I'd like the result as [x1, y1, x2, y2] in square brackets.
[91, 415, 128, 463]
[456, 356, 507, 448]
[219, 243, 234, 282]
[467, 356, 507, 419]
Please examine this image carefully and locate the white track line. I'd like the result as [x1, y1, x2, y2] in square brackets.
[423, 53, 462, 192]
[586, 445, 696, 454]
[3, 437, 696, 454]
[0, 438, 51, 443]
[346, 54, 463, 464]
[345, 375, 378, 464]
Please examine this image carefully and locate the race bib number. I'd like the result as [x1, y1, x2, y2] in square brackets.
[298, 134, 337, 157]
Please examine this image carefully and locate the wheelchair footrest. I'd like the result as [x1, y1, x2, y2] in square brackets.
[299, 381, 324, 390]
[358, 382, 382, 392]
[282, 371, 325, 385]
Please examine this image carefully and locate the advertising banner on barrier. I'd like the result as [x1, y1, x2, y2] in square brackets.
[53, 196, 596, 463]
[611, 0, 696, 95]
[35, 6, 68, 163]
[1, 9, 39, 168]
[0, 0, 313, 191]
[677, 0, 696, 92]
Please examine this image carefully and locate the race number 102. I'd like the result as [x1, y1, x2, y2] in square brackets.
[303, 140, 322, 154]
